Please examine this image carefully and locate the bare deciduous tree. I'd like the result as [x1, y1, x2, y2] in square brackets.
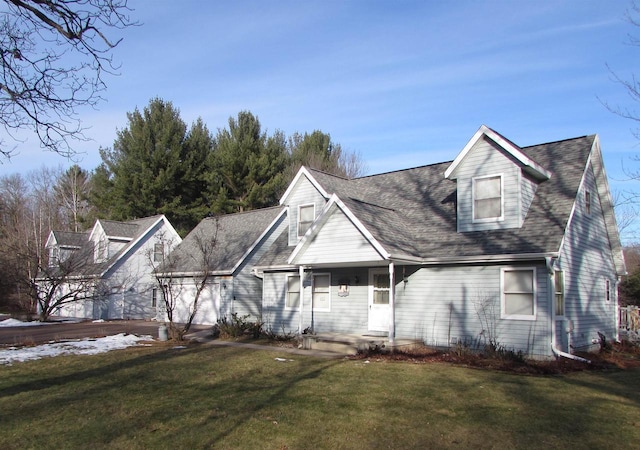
[150, 220, 220, 340]
[0, 0, 136, 157]
[31, 244, 98, 321]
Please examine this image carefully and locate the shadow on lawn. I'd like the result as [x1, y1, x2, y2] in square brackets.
[0, 342, 344, 447]
[0, 344, 196, 399]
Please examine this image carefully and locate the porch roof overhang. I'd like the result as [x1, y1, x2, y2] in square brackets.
[253, 252, 558, 274]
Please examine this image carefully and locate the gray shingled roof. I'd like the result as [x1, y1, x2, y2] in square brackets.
[42, 215, 166, 279]
[160, 207, 284, 274]
[302, 135, 594, 260]
[51, 230, 88, 248]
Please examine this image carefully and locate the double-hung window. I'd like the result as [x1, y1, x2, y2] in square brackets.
[502, 268, 536, 320]
[473, 175, 503, 221]
[372, 272, 390, 305]
[312, 273, 331, 311]
[298, 204, 315, 237]
[286, 275, 300, 309]
[153, 243, 164, 262]
[49, 247, 59, 266]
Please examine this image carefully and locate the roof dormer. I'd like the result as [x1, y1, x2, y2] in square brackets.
[445, 126, 551, 232]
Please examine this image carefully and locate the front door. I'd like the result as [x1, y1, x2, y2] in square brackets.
[368, 269, 390, 332]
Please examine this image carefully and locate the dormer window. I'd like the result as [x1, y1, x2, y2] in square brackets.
[49, 247, 59, 266]
[473, 175, 503, 222]
[298, 204, 315, 237]
[153, 243, 164, 262]
[96, 239, 108, 263]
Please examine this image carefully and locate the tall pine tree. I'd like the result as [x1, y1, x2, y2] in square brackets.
[206, 111, 289, 213]
[93, 98, 212, 234]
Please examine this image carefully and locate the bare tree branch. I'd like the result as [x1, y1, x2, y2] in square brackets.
[0, 0, 137, 158]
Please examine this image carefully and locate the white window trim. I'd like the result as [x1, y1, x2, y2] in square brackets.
[153, 243, 164, 262]
[369, 268, 391, 305]
[554, 270, 565, 318]
[297, 203, 315, 237]
[500, 267, 537, 321]
[285, 274, 301, 311]
[472, 174, 504, 223]
[312, 272, 331, 312]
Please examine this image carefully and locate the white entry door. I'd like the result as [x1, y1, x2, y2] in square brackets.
[368, 269, 390, 332]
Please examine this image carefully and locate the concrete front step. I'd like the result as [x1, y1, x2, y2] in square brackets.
[302, 333, 420, 355]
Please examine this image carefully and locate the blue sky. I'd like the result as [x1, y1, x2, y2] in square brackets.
[3, 0, 640, 239]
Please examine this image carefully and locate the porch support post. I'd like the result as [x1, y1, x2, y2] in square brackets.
[298, 265, 305, 335]
[388, 261, 395, 346]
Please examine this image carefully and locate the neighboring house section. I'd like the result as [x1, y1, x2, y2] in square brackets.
[155, 207, 287, 325]
[252, 126, 625, 358]
[40, 215, 181, 320]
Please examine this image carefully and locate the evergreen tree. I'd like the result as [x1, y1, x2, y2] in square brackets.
[207, 111, 289, 213]
[93, 98, 212, 234]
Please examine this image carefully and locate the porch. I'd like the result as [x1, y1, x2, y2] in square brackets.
[619, 305, 639, 342]
[301, 332, 422, 355]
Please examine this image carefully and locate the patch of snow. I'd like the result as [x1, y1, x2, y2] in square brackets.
[274, 357, 294, 362]
[0, 333, 153, 365]
[0, 318, 53, 328]
[92, 319, 105, 323]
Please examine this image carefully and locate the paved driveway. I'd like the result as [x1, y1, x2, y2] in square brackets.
[0, 318, 210, 346]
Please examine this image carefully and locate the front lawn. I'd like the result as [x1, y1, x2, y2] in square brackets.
[0, 342, 638, 449]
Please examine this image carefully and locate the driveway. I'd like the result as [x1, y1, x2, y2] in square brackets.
[0, 318, 211, 346]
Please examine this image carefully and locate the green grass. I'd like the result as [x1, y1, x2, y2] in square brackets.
[1, 343, 639, 449]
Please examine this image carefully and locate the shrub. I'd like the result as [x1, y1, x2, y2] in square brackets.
[263, 323, 297, 342]
[216, 313, 263, 339]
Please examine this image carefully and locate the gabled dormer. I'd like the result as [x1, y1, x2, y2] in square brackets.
[279, 167, 331, 246]
[88, 221, 109, 263]
[444, 126, 551, 232]
[44, 230, 85, 266]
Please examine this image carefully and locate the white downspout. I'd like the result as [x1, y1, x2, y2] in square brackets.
[388, 261, 395, 347]
[615, 277, 621, 343]
[298, 265, 304, 335]
[546, 257, 591, 364]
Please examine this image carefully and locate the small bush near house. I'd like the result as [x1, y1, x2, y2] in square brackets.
[262, 323, 297, 342]
[216, 313, 263, 339]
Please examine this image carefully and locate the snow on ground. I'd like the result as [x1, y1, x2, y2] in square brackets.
[0, 333, 153, 365]
[0, 318, 54, 327]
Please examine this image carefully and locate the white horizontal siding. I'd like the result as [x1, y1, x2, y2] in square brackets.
[455, 139, 523, 232]
[395, 264, 551, 356]
[286, 176, 327, 246]
[262, 272, 299, 333]
[262, 268, 370, 335]
[296, 211, 383, 265]
[229, 214, 288, 322]
[559, 161, 617, 351]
